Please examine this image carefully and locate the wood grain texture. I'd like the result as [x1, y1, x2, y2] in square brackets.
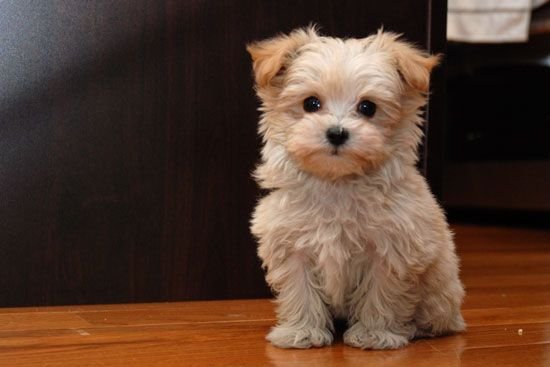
[0, 0, 445, 307]
[1, 224, 549, 366]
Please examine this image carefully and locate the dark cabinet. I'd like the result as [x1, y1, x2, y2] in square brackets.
[0, 1, 447, 307]
[444, 37, 550, 212]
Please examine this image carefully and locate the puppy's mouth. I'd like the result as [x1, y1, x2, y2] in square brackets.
[330, 147, 340, 156]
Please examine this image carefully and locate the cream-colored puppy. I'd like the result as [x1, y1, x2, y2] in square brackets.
[248, 27, 465, 350]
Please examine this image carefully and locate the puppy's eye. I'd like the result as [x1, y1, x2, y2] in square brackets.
[357, 99, 376, 117]
[303, 96, 321, 113]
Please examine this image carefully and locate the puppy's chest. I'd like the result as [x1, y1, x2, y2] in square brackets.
[294, 188, 374, 312]
[292, 186, 373, 253]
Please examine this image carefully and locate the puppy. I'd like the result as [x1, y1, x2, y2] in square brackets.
[247, 27, 465, 350]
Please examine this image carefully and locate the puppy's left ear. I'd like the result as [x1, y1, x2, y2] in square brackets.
[393, 41, 440, 93]
[371, 31, 440, 93]
[247, 27, 317, 89]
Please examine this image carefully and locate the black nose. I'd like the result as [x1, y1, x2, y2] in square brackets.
[326, 126, 349, 147]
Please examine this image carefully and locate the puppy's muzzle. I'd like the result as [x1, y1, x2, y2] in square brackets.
[326, 126, 349, 147]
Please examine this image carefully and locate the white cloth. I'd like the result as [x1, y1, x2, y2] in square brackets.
[447, 0, 548, 43]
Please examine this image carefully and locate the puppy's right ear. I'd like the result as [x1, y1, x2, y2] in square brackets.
[247, 27, 317, 89]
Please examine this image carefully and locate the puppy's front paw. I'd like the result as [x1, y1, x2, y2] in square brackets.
[267, 325, 333, 349]
[344, 323, 409, 350]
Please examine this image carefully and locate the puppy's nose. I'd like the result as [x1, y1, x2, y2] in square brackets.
[326, 126, 349, 147]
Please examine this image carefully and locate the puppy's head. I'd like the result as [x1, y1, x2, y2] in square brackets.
[247, 27, 439, 181]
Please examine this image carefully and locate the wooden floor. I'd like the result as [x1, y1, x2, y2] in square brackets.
[2, 224, 549, 366]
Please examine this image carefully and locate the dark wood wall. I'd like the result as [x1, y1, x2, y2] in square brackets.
[0, 1, 446, 307]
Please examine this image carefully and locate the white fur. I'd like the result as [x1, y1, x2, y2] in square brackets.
[247, 27, 465, 350]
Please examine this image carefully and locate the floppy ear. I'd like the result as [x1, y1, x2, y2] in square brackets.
[369, 31, 440, 93]
[246, 27, 317, 89]
[393, 41, 440, 93]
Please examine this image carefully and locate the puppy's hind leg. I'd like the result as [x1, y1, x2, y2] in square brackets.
[265, 251, 333, 349]
[414, 254, 466, 338]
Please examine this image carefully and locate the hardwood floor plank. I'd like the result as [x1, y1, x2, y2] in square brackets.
[460, 251, 550, 265]
[0, 313, 91, 332]
[463, 286, 550, 309]
[76, 303, 275, 328]
[464, 305, 550, 327]
[462, 274, 550, 289]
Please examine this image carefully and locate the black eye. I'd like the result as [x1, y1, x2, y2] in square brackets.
[357, 99, 376, 117]
[303, 96, 321, 113]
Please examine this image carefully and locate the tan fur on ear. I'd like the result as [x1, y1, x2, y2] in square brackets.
[394, 44, 440, 92]
[369, 31, 440, 93]
[247, 27, 318, 88]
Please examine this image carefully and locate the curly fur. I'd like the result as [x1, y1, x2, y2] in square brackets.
[247, 27, 465, 350]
